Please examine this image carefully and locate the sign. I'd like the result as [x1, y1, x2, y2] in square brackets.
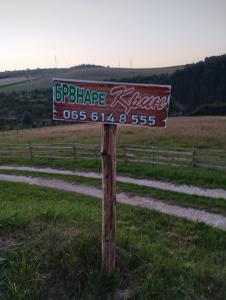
[52, 77, 172, 277]
[53, 78, 171, 127]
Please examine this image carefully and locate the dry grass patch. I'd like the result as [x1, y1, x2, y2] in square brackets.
[1, 116, 226, 149]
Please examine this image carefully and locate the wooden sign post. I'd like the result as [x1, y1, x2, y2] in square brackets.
[53, 78, 171, 276]
[101, 124, 117, 276]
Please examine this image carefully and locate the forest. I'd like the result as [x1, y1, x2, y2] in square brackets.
[119, 54, 226, 116]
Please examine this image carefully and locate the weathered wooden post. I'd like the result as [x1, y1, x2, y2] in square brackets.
[192, 147, 196, 168]
[96, 147, 99, 163]
[101, 124, 117, 277]
[123, 146, 127, 164]
[72, 144, 77, 161]
[29, 142, 33, 160]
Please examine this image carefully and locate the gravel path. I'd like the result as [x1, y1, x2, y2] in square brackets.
[0, 165, 225, 199]
[1, 173, 226, 230]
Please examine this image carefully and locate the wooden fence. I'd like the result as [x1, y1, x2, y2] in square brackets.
[0, 143, 226, 171]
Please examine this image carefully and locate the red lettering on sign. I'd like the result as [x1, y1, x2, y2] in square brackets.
[110, 85, 168, 114]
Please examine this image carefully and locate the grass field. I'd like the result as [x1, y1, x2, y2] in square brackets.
[1, 180, 226, 299]
[1, 115, 226, 299]
[1, 116, 226, 149]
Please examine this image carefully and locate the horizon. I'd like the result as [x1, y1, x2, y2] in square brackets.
[1, 53, 226, 73]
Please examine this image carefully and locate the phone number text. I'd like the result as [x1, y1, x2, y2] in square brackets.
[62, 110, 156, 126]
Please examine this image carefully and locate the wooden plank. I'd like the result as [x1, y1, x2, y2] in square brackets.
[196, 153, 226, 161]
[101, 124, 117, 277]
[196, 163, 226, 171]
[198, 149, 226, 154]
[0, 155, 27, 158]
[46, 142, 99, 148]
[31, 150, 70, 154]
[75, 144, 100, 149]
[196, 158, 226, 166]
[125, 151, 191, 163]
[75, 156, 99, 160]
[75, 151, 98, 156]
[0, 144, 28, 147]
[31, 143, 98, 148]
[0, 146, 29, 150]
[0, 150, 28, 154]
[125, 146, 192, 155]
[128, 158, 186, 167]
[153, 155, 191, 162]
[31, 144, 99, 150]
[31, 145, 72, 149]
[126, 145, 193, 152]
[32, 155, 74, 159]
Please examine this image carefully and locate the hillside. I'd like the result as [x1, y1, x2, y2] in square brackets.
[0, 64, 183, 93]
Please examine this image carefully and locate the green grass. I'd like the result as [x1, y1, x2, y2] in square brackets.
[0, 169, 226, 216]
[1, 156, 226, 189]
[1, 181, 226, 299]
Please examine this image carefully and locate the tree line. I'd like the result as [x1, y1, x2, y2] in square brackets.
[117, 54, 226, 115]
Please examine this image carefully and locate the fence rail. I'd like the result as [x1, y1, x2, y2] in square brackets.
[0, 143, 226, 171]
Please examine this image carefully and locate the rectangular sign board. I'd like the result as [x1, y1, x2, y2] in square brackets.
[53, 78, 171, 127]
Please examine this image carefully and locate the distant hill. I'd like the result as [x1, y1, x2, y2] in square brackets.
[0, 55, 225, 130]
[0, 64, 184, 93]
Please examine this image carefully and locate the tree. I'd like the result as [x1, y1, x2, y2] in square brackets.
[0, 117, 5, 130]
[22, 111, 33, 128]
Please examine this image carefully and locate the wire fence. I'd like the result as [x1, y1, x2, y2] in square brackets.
[0, 143, 226, 171]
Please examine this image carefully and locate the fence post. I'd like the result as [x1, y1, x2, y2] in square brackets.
[29, 142, 33, 160]
[192, 147, 196, 168]
[152, 147, 155, 167]
[123, 146, 127, 164]
[96, 147, 99, 163]
[73, 144, 77, 161]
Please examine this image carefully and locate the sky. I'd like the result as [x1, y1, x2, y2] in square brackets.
[0, 0, 226, 71]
